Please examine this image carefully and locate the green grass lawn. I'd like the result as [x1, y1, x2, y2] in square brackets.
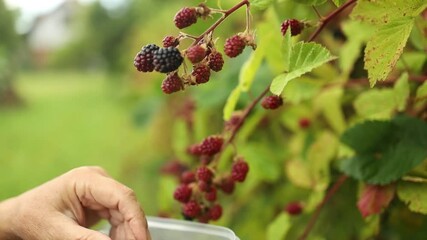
[0, 71, 144, 200]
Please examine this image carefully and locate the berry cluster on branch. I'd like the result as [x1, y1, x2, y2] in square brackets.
[133, 1, 256, 95]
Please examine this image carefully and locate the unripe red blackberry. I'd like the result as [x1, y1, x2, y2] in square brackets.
[261, 95, 283, 110]
[174, 7, 198, 29]
[219, 177, 235, 194]
[181, 171, 196, 184]
[161, 73, 183, 94]
[224, 35, 246, 58]
[209, 204, 223, 221]
[198, 212, 211, 223]
[153, 47, 184, 73]
[183, 200, 202, 218]
[231, 159, 249, 182]
[186, 45, 207, 64]
[208, 51, 224, 72]
[162, 35, 179, 48]
[134, 44, 159, 72]
[205, 188, 217, 202]
[173, 184, 192, 203]
[199, 136, 223, 156]
[188, 144, 202, 155]
[281, 19, 304, 36]
[198, 180, 212, 192]
[197, 166, 213, 182]
[299, 118, 311, 129]
[192, 64, 211, 84]
[285, 202, 303, 216]
[160, 160, 188, 177]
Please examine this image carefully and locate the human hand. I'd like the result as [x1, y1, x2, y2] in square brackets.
[0, 166, 151, 240]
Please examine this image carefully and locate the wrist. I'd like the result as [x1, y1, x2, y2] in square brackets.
[0, 198, 20, 240]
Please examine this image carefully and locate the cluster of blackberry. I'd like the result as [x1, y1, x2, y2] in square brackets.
[133, 3, 256, 95]
[170, 135, 249, 222]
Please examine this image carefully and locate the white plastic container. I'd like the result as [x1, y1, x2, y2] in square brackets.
[100, 216, 240, 240]
[147, 216, 240, 240]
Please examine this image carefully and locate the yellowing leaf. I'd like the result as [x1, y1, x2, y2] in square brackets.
[314, 87, 346, 134]
[393, 72, 410, 111]
[354, 89, 396, 119]
[223, 87, 242, 120]
[398, 181, 427, 214]
[351, 0, 427, 25]
[364, 18, 414, 86]
[266, 213, 291, 240]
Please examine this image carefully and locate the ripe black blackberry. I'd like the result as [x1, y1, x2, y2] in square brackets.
[281, 19, 304, 36]
[134, 44, 159, 72]
[161, 73, 183, 94]
[174, 7, 198, 29]
[208, 51, 224, 72]
[261, 95, 283, 110]
[153, 47, 184, 73]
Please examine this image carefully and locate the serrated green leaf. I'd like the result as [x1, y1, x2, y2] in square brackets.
[393, 72, 410, 111]
[250, 0, 275, 11]
[398, 181, 427, 214]
[270, 42, 336, 95]
[341, 121, 394, 154]
[365, 18, 414, 86]
[223, 87, 241, 120]
[351, 0, 427, 25]
[331, 0, 346, 6]
[354, 89, 396, 119]
[267, 213, 291, 240]
[291, 0, 327, 6]
[340, 116, 427, 185]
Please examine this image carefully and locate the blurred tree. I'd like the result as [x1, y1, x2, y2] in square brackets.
[0, 0, 21, 106]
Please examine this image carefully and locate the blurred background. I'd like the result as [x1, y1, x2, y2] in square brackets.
[0, 0, 255, 234]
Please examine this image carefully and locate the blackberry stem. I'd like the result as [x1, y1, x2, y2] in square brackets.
[193, 0, 250, 46]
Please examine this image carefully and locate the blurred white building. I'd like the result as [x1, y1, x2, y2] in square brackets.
[27, 0, 79, 67]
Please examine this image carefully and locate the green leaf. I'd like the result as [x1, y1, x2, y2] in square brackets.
[282, 77, 322, 104]
[354, 89, 396, 119]
[270, 42, 336, 95]
[291, 0, 327, 6]
[314, 87, 346, 134]
[239, 45, 265, 92]
[241, 142, 281, 182]
[415, 81, 427, 110]
[340, 116, 427, 185]
[398, 180, 427, 214]
[223, 87, 242, 120]
[339, 21, 374, 75]
[266, 213, 291, 240]
[250, 0, 275, 11]
[364, 18, 414, 86]
[351, 0, 427, 25]
[393, 72, 410, 111]
[282, 30, 293, 72]
[331, 0, 346, 6]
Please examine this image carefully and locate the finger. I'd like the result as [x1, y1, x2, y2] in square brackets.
[74, 175, 150, 240]
[52, 216, 112, 240]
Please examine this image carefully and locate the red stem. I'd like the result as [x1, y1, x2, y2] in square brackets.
[308, 0, 357, 41]
[193, 0, 249, 45]
[298, 175, 349, 240]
